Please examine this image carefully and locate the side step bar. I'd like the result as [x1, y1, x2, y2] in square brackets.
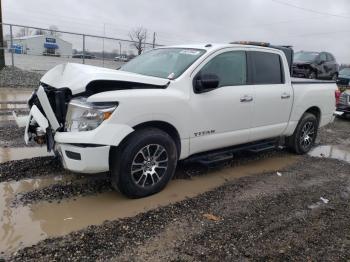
[184, 138, 280, 167]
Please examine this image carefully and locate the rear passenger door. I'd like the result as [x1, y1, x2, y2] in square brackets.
[248, 50, 293, 141]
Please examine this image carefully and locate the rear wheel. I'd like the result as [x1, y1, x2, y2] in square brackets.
[110, 128, 178, 198]
[287, 113, 318, 154]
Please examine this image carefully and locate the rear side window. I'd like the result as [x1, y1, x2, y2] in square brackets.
[199, 51, 247, 87]
[249, 51, 284, 84]
[319, 53, 327, 62]
[326, 53, 335, 61]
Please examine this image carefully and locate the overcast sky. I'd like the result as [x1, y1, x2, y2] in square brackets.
[2, 0, 350, 62]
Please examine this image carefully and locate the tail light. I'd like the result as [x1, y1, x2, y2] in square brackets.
[335, 89, 341, 105]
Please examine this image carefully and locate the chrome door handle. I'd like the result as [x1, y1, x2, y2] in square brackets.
[281, 93, 291, 99]
[240, 95, 253, 102]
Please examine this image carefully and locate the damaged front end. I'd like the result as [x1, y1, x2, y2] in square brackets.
[20, 84, 72, 151]
[14, 62, 170, 154]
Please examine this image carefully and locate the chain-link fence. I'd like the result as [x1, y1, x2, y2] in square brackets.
[0, 23, 161, 73]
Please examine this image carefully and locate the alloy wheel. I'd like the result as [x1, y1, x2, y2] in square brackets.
[130, 144, 168, 188]
[299, 121, 315, 150]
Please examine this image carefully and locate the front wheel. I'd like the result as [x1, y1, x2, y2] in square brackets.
[110, 128, 178, 198]
[286, 113, 318, 154]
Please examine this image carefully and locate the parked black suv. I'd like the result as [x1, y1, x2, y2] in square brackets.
[292, 51, 339, 80]
[337, 67, 350, 88]
[336, 90, 350, 118]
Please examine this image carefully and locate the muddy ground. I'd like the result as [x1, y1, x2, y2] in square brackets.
[0, 118, 350, 261]
[0, 122, 34, 148]
[11, 157, 350, 262]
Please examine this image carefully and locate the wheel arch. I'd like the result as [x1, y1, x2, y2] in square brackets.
[304, 106, 321, 127]
[111, 120, 181, 159]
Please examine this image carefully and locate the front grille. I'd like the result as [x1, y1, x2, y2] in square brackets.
[39, 83, 73, 129]
[339, 93, 350, 105]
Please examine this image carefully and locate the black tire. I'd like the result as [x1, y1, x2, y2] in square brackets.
[286, 113, 318, 154]
[110, 128, 178, 198]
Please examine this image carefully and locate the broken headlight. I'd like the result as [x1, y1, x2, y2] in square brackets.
[65, 97, 117, 132]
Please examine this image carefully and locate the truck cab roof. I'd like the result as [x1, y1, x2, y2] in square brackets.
[161, 42, 294, 74]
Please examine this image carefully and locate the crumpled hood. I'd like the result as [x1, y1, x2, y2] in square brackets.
[40, 63, 170, 95]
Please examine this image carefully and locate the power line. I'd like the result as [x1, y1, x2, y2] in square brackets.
[270, 0, 350, 20]
[296, 29, 350, 37]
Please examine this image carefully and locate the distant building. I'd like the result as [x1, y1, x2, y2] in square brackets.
[7, 35, 73, 57]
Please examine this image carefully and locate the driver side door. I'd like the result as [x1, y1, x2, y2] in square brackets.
[189, 50, 254, 155]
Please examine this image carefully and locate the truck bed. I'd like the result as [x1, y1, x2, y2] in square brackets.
[291, 77, 336, 84]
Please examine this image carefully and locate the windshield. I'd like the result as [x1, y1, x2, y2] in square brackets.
[294, 52, 319, 62]
[340, 68, 350, 76]
[120, 48, 206, 79]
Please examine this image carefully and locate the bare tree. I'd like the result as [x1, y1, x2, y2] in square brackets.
[48, 25, 61, 37]
[129, 27, 147, 55]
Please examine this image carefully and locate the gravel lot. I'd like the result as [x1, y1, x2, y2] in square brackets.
[0, 122, 34, 147]
[0, 66, 43, 88]
[10, 156, 350, 261]
[1, 54, 125, 89]
[0, 118, 349, 261]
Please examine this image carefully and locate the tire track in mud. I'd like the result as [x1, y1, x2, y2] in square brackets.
[11, 150, 290, 207]
[9, 156, 350, 261]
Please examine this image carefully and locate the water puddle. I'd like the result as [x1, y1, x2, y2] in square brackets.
[0, 88, 33, 102]
[309, 145, 350, 164]
[0, 175, 78, 254]
[0, 147, 52, 163]
[0, 154, 298, 255]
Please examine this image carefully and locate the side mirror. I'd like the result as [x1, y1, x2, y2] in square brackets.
[194, 73, 220, 93]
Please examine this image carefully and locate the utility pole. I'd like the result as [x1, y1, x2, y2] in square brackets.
[119, 42, 121, 56]
[0, 0, 5, 69]
[102, 23, 105, 66]
[152, 32, 156, 48]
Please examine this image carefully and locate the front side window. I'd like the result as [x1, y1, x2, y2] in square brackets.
[294, 51, 318, 62]
[250, 51, 283, 84]
[120, 48, 205, 79]
[199, 51, 247, 87]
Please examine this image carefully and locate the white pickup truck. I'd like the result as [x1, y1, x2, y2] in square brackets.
[18, 42, 336, 198]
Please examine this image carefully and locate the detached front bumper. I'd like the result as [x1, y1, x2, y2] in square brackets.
[56, 143, 110, 173]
